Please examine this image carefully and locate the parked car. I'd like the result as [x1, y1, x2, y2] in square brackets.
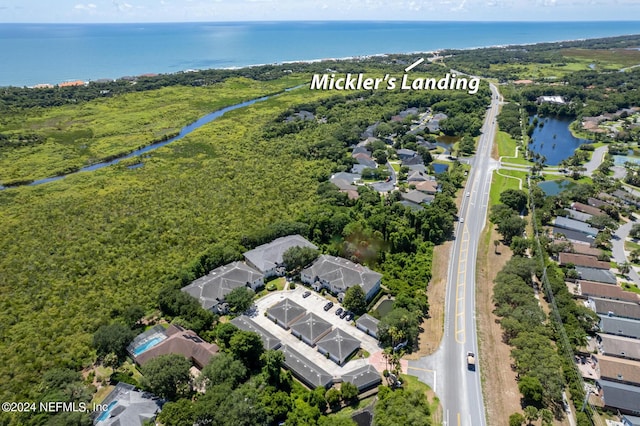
[323, 301, 334, 311]
[302, 291, 311, 298]
[340, 309, 348, 319]
[335, 307, 343, 316]
[344, 311, 354, 321]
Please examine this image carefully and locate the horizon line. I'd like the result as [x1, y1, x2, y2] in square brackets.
[2, 19, 640, 25]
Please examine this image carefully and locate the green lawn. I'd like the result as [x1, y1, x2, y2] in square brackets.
[490, 170, 527, 206]
[622, 282, 640, 295]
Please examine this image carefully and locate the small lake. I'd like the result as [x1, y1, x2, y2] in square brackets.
[432, 163, 449, 174]
[528, 115, 591, 166]
[435, 135, 459, 153]
[375, 299, 394, 318]
[613, 155, 640, 166]
[537, 179, 576, 196]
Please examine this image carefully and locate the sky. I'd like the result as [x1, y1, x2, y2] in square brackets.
[0, 0, 640, 23]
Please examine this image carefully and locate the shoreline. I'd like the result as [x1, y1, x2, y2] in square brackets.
[5, 23, 639, 89]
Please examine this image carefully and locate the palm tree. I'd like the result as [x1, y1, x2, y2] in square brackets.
[619, 261, 631, 276]
[540, 408, 553, 426]
[523, 406, 539, 425]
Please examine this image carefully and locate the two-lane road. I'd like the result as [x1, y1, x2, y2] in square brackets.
[409, 82, 501, 426]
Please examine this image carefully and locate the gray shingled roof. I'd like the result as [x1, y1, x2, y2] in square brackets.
[401, 190, 434, 205]
[331, 172, 361, 184]
[279, 345, 333, 389]
[93, 383, 162, 426]
[591, 298, 640, 320]
[356, 314, 380, 338]
[266, 298, 307, 329]
[316, 328, 361, 365]
[622, 414, 640, 426]
[598, 379, 640, 413]
[243, 235, 317, 274]
[565, 210, 593, 223]
[231, 316, 282, 351]
[598, 333, 640, 361]
[552, 227, 595, 244]
[341, 365, 382, 391]
[554, 216, 599, 236]
[181, 261, 263, 310]
[600, 315, 640, 339]
[302, 255, 382, 300]
[576, 266, 617, 285]
[290, 313, 333, 345]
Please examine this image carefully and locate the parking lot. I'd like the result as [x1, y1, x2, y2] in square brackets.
[250, 285, 382, 376]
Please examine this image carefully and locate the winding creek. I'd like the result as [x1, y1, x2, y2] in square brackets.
[1, 86, 303, 190]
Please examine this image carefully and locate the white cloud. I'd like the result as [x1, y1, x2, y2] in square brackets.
[451, 0, 467, 11]
[112, 1, 133, 12]
[74, 3, 97, 10]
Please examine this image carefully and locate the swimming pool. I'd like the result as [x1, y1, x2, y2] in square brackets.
[132, 336, 165, 356]
[96, 400, 118, 422]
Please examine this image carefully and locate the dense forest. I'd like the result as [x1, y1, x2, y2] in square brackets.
[2, 32, 639, 424]
[0, 61, 489, 424]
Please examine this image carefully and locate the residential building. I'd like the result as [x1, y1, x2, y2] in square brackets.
[401, 190, 434, 206]
[589, 298, 640, 320]
[316, 328, 361, 365]
[599, 316, 640, 339]
[622, 414, 640, 426]
[356, 314, 380, 339]
[598, 333, 640, 361]
[93, 383, 162, 426]
[559, 253, 610, 270]
[130, 324, 219, 369]
[576, 267, 617, 285]
[552, 227, 595, 245]
[231, 316, 282, 351]
[181, 261, 264, 313]
[571, 202, 604, 216]
[597, 380, 640, 415]
[597, 355, 640, 386]
[266, 298, 307, 330]
[290, 313, 333, 346]
[396, 149, 417, 161]
[244, 235, 317, 278]
[301, 255, 382, 302]
[412, 180, 439, 195]
[579, 281, 639, 302]
[341, 365, 382, 392]
[554, 217, 599, 237]
[279, 345, 334, 389]
[565, 210, 593, 223]
[401, 155, 424, 167]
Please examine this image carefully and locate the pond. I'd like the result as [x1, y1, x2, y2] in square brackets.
[613, 155, 640, 166]
[435, 135, 459, 153]
[432, 163, 449, 174]
[537, 179, 576, 196]
[375, 299, 394, 318]
[527, 115, 591, 165]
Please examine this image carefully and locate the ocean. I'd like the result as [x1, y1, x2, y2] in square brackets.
[1, 21, 640, 87]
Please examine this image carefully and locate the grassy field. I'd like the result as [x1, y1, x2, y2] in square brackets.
[496, 131, 530, 165]
[0, 75, 309, 185]
[561, 48, 640, 69]
[490, 169, 528, 206]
